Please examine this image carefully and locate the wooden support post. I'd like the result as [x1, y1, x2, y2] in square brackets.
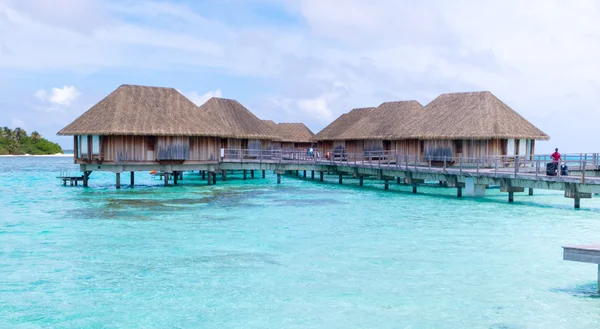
[575, 196, 581, 209]
[384, 180, 389, 190]
[83, 171, 90, 187]
[412, 185, 417, 194]
[243, 170, 247, 180]
[202, 171, 206, 180]
[174, 171, 178, 185]
[116, 173, 121, 189]
[311, 170, 315, 180]
[320, 171, 324, 182]
[130, 171, 134, 187]
[528, 188, 533, 196]
[457, 187, 462, 198]
[339, 173, 343, 184]
[508, 191, 514, 203]
[212, 172, 217, 185]
[164, 172, 169, 186]
[277, 174, 281, 184]
[222, 170, 227, 181]
[251, 170, 255, 178]
[396, 177, 401, 184]
[303, 170, 306, 178]
[207, 173, 211, 185]
[359, 176, 363, 186]
[75, 180, 78, 186]
[262, 170, 266, 178]
[443, 156, 447, 174]
[597, 264, 600, 293]
[296, 170, 299, 176]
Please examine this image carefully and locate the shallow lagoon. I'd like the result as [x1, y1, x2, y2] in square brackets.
[2, 157, 600, 328]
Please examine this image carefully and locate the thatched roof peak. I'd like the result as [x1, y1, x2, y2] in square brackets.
[198, 97, 279, 139]
[276, 123, 315, 143]
[263, 120, 277, 127]
[315, 107, 375, 140]
[336, 100, 424, 140]
[57, 84, 221, 136]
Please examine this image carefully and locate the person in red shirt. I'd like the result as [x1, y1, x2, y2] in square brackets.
[551, 148, 561, 163]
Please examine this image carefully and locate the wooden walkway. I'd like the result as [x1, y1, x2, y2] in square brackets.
[68, 150, 600, 208]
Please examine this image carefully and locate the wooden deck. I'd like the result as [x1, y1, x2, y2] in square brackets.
[69, 150, 600, 208]
[563, 245, 600, 264]
[563, 244, 600, 292]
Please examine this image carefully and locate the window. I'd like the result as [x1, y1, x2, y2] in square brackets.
[147, 136, 156, 151]
[79, 135, 88, 157]
[92, 135, 100, 155]
[454, 140, 463, 154]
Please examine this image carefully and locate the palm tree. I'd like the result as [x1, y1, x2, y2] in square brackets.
[13, 127, 27, 142]
[31, 131, 41, 140]
[1, 127, 10, 138]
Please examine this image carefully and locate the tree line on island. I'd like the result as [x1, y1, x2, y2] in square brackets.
[0, 127, 63, 155]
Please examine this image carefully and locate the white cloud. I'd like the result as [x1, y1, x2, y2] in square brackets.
[34, 85, 80, 106]
[185, 89, 223, 106]
[297, 97, 334, 123]
[49, 86, 80, 105]
[34, 89, 47, 101]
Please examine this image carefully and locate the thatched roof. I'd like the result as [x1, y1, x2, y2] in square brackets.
[276, 123, 315, 143]
[337, 101, 424, 140]
[261, 120, 315, 143]
[263, 120, 277, 128]
[315, 91, 548, 141]
[418, 91, 549, 140]
[199, 98, 279, 140]
[58, 84, 222, 136]
[315, 107, 375, 140]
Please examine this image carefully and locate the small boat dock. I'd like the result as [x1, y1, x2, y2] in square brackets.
[57, 171, 90, 186]
[56, 174, 84, 186]
[563, 244, 600, 292]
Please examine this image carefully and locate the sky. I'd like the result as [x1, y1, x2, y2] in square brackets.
[1, 0, 600, 153]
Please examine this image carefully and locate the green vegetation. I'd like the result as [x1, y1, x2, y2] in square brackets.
[0, 127, 63, 155]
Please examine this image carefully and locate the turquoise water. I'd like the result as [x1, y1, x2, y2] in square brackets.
[2, 157, 600, 328]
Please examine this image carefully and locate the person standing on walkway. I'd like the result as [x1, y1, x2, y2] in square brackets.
[551, 148, 561, 164]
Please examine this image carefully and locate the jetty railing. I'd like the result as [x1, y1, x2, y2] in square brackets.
[221, 149, 600, 182]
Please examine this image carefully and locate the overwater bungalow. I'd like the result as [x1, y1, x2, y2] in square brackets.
[266, 122, 315, 150]
[315, 91, 549, 162]
[57, 84, 224, 164]
[418, 91, 549, 162]
[315, 101, 425, 157]
[315, 106, 375, 156]
[58, 85, 279, 165]
[198, 97, 278, 158]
